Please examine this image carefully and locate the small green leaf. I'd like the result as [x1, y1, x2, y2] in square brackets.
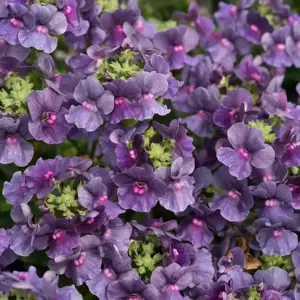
[248, 120, 276, 143]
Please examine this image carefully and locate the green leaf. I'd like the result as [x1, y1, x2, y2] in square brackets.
[248, 120, 276, 143]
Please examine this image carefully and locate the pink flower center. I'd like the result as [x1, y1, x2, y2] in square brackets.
[238, 148, 249, 159]
[197, 110, 209, 119]
[52, 230, 64, 240]
[296, 42, 300, 50]
[276, 44, 286, 51]
[174, 181, 184, 190]
[64, 5, 72, 15]
[43, 171, 54, 180]
[86, 217, 94, 225]
[188, 85, 195, 93]
[128, 296, 142, 300]
[133, 183, 146, 195]
[151, 221, 161, 228]
[46, 113, 57, 126]
[250, 24, 260, 33]
[288, 16, 295, 24]
[272, 229, 283, 237]
[36, 25, 48, 34]
[172, 248, 179, 257]
[230, 6, 238, 16]
[6, 136, 17, 145]
[103, 268, 114, 278]
[115, 97, 125, 105]
[228, 190, 239, 200]
[263, 174, 273, 181]
[287, 142, 296, 152]
[290, 185, 296, 192]
[167, 285, 179, 291]
[73, 255, 85, 267]
[10, 18, 21, 27]
[228, 108, 238, 118]
[144, 93, 154, 101]
[17, 273, 29, 280]
[173, 45, 184, 53]
[105, 228, 112, 239]
[135, 19, 144, 32]
[221, 38, 232, 49]
[250, 72, 261, 82]
[97, 195, 108, 204]
[0, 38, 6, 47]
[129, 149, 137, 160]
[192, 218, 203, 226]
[82, 101, 97, 112]
[115, 25, 124, 34]
[265, 199, 277, 207]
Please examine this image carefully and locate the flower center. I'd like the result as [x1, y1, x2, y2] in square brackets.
[133, 183, 146, 195]
[173, 45, 184, 53]
[250, 72, 261, 81]
[129, 149, 137, 160]
[265, 199, 277, 207]
[0, 38, 6, 47]
[128, 295, 142, 300]
[64, 5, 72, 15]
[230, 5, 238, 16]
[238, 148, 249, 159]
[272, 229, 283, 237]
[144, 93, 154, 101]
[192, 218, 203, 226]
[276, 44, 286, 51]
[289, 185, 296, 192]
[45, 113, 57, 126]
[36, 25, 48, 34]
[172, 248, 179, 257]
[197, 110, 209, 119]
[73, 255, 85, 267]
[6, 136, 17, 145]
[43, 171, 54, 180]
[228, 190, 239, 200]
[115, 97, 125, 105]
[10, 18, 21, 27]
[221, 38, 232, 49]
[288, 16, 295, 24]
[103, 268, 114, 278]
[97, 195, 108, 204]
[151, 221, 161, 227]
[188, 85, 195, 93]
[263, 174, 273, 181]
[134, 19, 144, 32]
[167, 285, 179, 291]
[86, 217, 94, 225]
[115, 25, 124, 34]
[228, 108, 238, 118]
[52, 230, 64, 240]
[287, 142, 296, 152]
[174, 181, 184, 190]
[250, 24, 259, 33]
[104, 228, 111, 239]
[82, 101, 97, 112]
[17, 273, 30, 280]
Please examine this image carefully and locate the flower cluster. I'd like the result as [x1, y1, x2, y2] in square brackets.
[1, 0, 300, 299]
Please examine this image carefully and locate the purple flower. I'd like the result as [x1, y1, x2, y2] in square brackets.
[155, 157, 195, 213]
[217, 123, 275, 179]
[113, 164, 166, 212]
[252, 181, 293, 223]
[181, 85, 219, 137]
[235, 55, 270, 87]
[0, 229, 9, 257]
[105, 78, 141, 124]
[33, 214, 79, 258]
[153, 120, 195, 159]
[218, 247, 245, 273]
[251, 160, 287, 183]
[75, 209, 108, 234]
[65, 77, 114, 132]
[107, 276, 159, 300]
[210, 166, 253, 222]
[292, 246, 300, 281]
[239, 12, 273, 44]
[153, 25, 199, 70]
[287, 21, 300, 67]
[262, 90, 291, 118]
[18, 4, 67, 53]
[27, 88, 72, 144]
[176, 204, 225, 248]
[3, 171, 33, 205]
[135, 71, 170, 120]
[78, 177, 123, 219]
[48, 235, 101, 286]
[8, 203, 35, 256]
[261, 26, 292, 68]
[0, 38, 29, 61]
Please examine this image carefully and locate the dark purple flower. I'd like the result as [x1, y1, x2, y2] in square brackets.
[27, 88, 72, 144]
[217, 123, 275, 179]
[252, 181, 293, 223]
[153, 25, 199, 70]
[155, 157, 195, 213]
[292, 246, 300, 281]
[18, 4, 67, 53]
[48, 235, 101, 286]
[33, 214, 79, 258]
[0, 38, 29, 61]
[218, 247, 245, 273]
[239, 12, 273, 44]
[210, 166, 253, 222]
[113, 164, 166, 212]
[24, 157, 68, 198]
[176, 204, 225, 248]
[181, 85, 219, 137]
[287, 21, 300, 67]
[135, 71, 170, 120]
[153, 120, 195, 159]
[3, 171, 33, 205]
[235, 55, 270, 87]
[251, 160, 287, 183]
[107, 276, 159, 300]
[65, 77, 114, 132]
[105, 78, 141, 124]
[0, 229, 9, 257]
[261, 26, 292, 68]
[78, 177, 123, 219]
[8, 203, 35, 256]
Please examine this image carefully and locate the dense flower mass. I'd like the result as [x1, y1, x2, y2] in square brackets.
[2, 0, 300, 299]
